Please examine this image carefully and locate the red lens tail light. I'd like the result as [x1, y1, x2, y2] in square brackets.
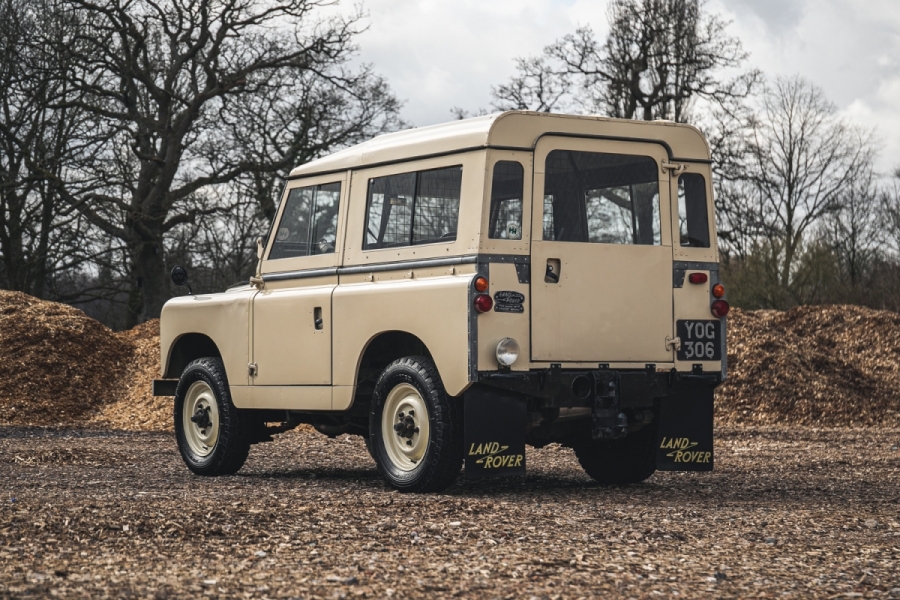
[711, 300, 730, 318]
[688, 273, 708, 284]
[474, 294, 493, 313]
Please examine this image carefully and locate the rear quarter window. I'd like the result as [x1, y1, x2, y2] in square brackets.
[677, 173, 711, 248]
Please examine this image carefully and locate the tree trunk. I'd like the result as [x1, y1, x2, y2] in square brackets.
[0, 191, 27, 292]
[131, 232, 170, 323]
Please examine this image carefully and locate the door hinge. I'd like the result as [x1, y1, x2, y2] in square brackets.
[248, 363, 258, 377]
[661, 160, 686, 176]
[666, 336, 682, 351]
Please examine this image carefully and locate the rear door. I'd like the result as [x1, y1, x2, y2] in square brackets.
[530, 137, 674, 363]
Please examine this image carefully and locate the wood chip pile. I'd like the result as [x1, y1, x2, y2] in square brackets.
[0, 291, 133, 426]
[2, 290, 900, 430]
[717, 306, 900, 427]
[0, 290, 164, 431]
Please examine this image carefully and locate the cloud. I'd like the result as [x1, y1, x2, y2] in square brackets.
[351, 0, 900, 173]
[843, 78, 900, 175]
[354, 0, 608, 126]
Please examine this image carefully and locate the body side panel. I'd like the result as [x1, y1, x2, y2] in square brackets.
[160, 289, 255, 385]
[332, 274, 473, 397]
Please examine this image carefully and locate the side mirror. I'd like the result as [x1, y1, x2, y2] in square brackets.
[171, 265, 193, 295]
[171, 265, 188, 286]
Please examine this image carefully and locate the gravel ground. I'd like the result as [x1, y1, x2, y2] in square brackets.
[2, 426, 899, 599]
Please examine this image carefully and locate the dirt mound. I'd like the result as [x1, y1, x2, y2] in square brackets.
[3, 291, 900, 431]
[0, 291, 133, 425]
[716, 305, 900, 426]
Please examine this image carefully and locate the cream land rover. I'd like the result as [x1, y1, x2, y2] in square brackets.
[153, 111, 728, 493]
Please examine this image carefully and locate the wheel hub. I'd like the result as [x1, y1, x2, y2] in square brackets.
[393, 410, 420, 441]
[182, 381, 220, 457]
[380, 383, 430, 471]
[191, 406, 212, 431]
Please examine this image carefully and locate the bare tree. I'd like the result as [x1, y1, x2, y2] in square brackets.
[491, 56, 572, 113]
[0, 0, 98, 298]
[821, 166, 881, 292]
[223, 66, 403, 222]
[492, 0, 760, 121]
[732, 76, 875, 298]
[41, 0, 402, 324]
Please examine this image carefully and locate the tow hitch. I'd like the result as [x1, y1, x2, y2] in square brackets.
[591, 372, 628, 439]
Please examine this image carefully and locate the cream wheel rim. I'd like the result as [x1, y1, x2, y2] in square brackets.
[182, 380, 219, 457]
[381, 383, 430, 472]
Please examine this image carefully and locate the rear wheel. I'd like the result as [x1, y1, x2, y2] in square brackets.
[174, 357, 250, 476]
[573, 424, 657, 485]
[369, 356, 462, 493]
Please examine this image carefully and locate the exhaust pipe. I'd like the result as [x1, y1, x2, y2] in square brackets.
[571, 375, 593, 400]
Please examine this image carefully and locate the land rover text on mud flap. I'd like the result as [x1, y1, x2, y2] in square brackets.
[153, 111, 727, 492]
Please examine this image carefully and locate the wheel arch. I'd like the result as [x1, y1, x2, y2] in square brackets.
[346, 330, 439, 411]
[164, 333, 223, 379]
[356, 330, 435, 385]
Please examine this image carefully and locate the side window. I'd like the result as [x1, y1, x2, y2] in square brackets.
[364, 173, 415, 249]
[364, 166, 462, 250]
[488, 161, 524, 240]
[309, 182, 342, 255]
[543, 150, 660, 246]
[269, 182, 341, 260]
[677, 173, 711, 248]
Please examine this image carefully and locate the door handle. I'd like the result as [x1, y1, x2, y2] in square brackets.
[545, 259, 560, 284]
[314, 307, 324, 330]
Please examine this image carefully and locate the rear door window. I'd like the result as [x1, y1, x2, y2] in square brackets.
[543, 150, 660, 245]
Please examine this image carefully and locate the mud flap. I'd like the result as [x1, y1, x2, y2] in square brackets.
[464, 386, 526, 479]
[656, 386, 714, 471]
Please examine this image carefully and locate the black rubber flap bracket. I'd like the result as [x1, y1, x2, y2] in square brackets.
[464, 386, 526, 479]
[656, 387, 714, 471]
[152, 379, 178, 397]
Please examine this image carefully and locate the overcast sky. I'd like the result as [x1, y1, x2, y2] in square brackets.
[351, 0, 900, 175]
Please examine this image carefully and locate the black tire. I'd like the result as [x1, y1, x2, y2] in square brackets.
[369, 356, 462, 493]
[174, 357, 251, 476]
[573, 423, 657, 485]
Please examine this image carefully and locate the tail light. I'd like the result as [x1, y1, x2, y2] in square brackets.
[688, 273, 708, 284]
[712, 283, 726, 298]
[711, 299, 730, 317]
[474, 276, 489, 293]
[474, 294, 493, 313]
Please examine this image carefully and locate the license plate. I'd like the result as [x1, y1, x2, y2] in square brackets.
[676, 320, 722, 361]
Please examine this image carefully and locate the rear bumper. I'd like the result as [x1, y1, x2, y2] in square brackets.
[477, 366, 720, 409]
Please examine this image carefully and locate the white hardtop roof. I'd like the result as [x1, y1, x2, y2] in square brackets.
[289, 111, 711, 178]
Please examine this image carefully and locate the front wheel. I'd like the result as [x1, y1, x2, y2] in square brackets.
[174, 357, 250, 476]
[369, 356, 462, 493]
